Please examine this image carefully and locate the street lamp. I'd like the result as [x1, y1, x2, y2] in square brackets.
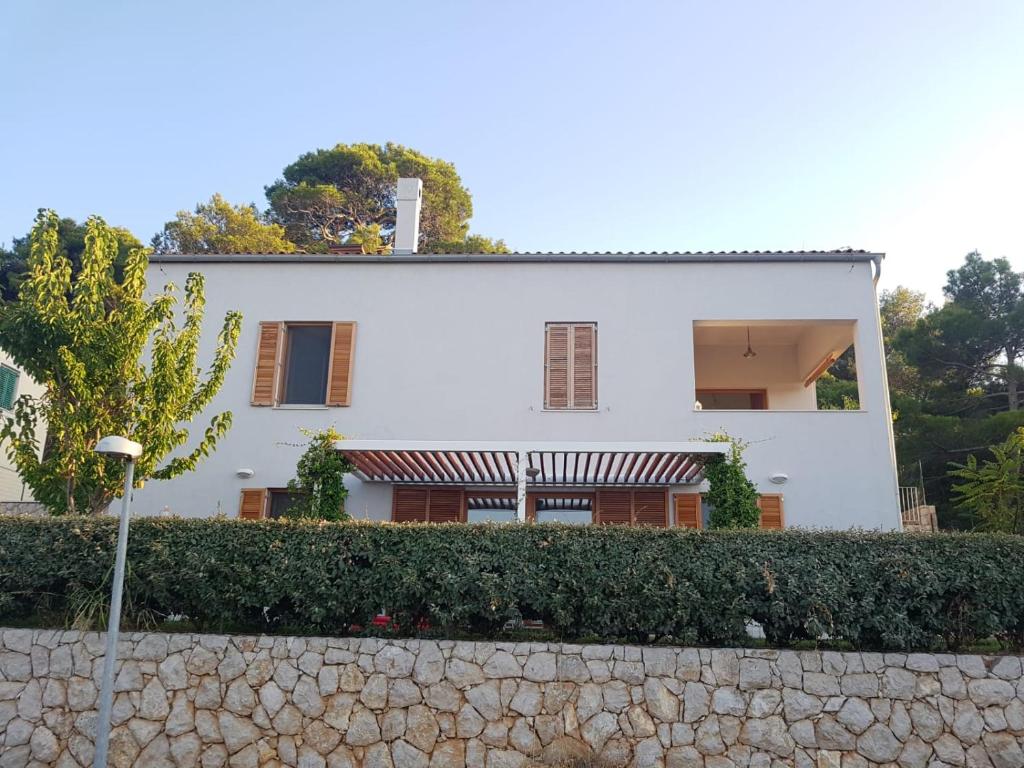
[92, 436, 143, 768]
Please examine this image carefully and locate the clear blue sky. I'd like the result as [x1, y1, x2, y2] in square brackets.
[2, 1, 1022, 299]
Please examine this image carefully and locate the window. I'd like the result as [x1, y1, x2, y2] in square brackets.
[695, 389, 767, 410]
[392, 487, 465, 523]
[251, 321, 357, 407]
[0, 365, 18, 411]
[282, 325, 332, 404]
[467, 492, 517, 524]
[594, 489, 668, 526]
[237, 488, 307, 519]
[268, 490, 303, 519]
[530, 493, 593, 525]
[673, 492, 784, 529]
[544, 323, 597, 410]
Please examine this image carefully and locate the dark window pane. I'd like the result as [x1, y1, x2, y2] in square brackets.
[534, 496, 593, 525]
[283, 326, 331, 404]
[466, 496, 517, 523]
[269, 491, 303, 519]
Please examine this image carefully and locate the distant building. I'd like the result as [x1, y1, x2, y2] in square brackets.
[0, 349, 45, 503]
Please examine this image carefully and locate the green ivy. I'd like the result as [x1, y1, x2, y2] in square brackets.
[1, 517, 1022, 651]
[285, 428, 353, 521]
[703, 433, 760, 529]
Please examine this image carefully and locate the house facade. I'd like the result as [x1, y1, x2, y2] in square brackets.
[0, 349, 46, 504]
[135, 184, 900, 530]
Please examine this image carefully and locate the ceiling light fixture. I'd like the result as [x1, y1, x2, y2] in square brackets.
[743, 326, 757, 358]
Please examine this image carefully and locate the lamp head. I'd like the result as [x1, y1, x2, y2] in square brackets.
[525, 467, 541, 479]
[94, 436, 143, 460]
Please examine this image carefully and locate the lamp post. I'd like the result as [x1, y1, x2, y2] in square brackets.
[92, 436, 143, 768]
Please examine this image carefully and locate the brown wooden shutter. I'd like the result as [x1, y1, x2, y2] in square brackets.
[393, 488, 429, 522]
[251, 322, 283, 406]
[633, 490, 668, 527]
[239, 488, 267, 520]
[427, 489, 465, 523]
[758, 494, 784, 529]
[545, 324, 570, 409]
[572, 324, 597, 409]
[326, 322, 357, 406]
[674, 493, 702, 529]
[595, 490, 633, 525]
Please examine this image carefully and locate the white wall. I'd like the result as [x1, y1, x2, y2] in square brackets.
[133, 258, 901, 529]
[0, 350, 46, 501]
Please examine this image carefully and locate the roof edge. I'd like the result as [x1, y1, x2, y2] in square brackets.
[150, 250, 883, 265]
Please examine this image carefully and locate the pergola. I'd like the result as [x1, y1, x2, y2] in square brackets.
[335, 440, 728, 522]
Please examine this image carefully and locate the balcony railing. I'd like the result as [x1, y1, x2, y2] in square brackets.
[899, 486, 938, 531]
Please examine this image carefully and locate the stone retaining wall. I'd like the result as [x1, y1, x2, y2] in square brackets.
[1, 629, 1023, 768]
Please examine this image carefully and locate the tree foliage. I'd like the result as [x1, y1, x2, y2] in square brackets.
[1, 214, 142, 302]
[0, 211, 242, 515]
[703, 433, 760, 529]
[285, 428, 354, 521]
[152, 194, 296, 254]
[265, 142, 504, 252]
[888, 253, 1024, 528]
[949, 428, 1024, 534]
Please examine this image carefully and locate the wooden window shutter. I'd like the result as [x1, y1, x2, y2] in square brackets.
[595, 490, 632, 525]
[633, 490, 668, 527]
[326, 322, 357, 406]
[572, 324, 597, 409]
[251, 322, 283, 406]
[674, 493, 702, 529]
[427, 489, 465, 523]
[393, 487, 429, 522]
[758, 494, 784, 529]
[239, 488, 268, 520]
[545, 323, 597, 410]
[545, 324, 570, 409]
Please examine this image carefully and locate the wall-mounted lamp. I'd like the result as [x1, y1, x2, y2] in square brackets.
[525, 467, 541, 480]
[236, 468, 255, 479]
[769, 472, 789, 485]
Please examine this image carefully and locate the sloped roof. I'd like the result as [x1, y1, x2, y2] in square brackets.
[150, 249, 882, 264]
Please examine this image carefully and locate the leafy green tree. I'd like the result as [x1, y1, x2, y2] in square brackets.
[879, 286, 927, 401]
[0, 211, 242, 515]
[949, 428, 1024, 534]
[425, 234, 510, 254]
[152, 194, 296, 254]
[880, 286, 928, 343]
[285, 428, 353, 521]
[899, 253, 1024, 412]
[1, 214, 142, 302]
[703, 433, 760, 529]
[266, 142, 504, 252]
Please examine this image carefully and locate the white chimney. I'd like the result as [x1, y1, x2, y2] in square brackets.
[394, 177, 422, 254]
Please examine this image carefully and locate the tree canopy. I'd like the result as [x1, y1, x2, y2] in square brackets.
[265, 142, 506, 252]
[152, 194, 296, 254]
[0, 212, 241, 514]
[1, 214, 142, 302]
[886, 253, 1024, 529]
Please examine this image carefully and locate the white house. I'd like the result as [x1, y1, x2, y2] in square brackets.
[135, 180, 901, 530]
[0, 349, 46, 503]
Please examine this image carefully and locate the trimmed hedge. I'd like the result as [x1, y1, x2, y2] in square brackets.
[1, 516, 1022, 651]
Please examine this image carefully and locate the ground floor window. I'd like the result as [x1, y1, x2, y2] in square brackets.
[268, 489, 303, 519]
[529, 492, 594, 524]
[467, 491, 517, 523]
[391, 486, 669, 526]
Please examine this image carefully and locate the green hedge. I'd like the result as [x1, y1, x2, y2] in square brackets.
[1, 517, 1022, 651]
